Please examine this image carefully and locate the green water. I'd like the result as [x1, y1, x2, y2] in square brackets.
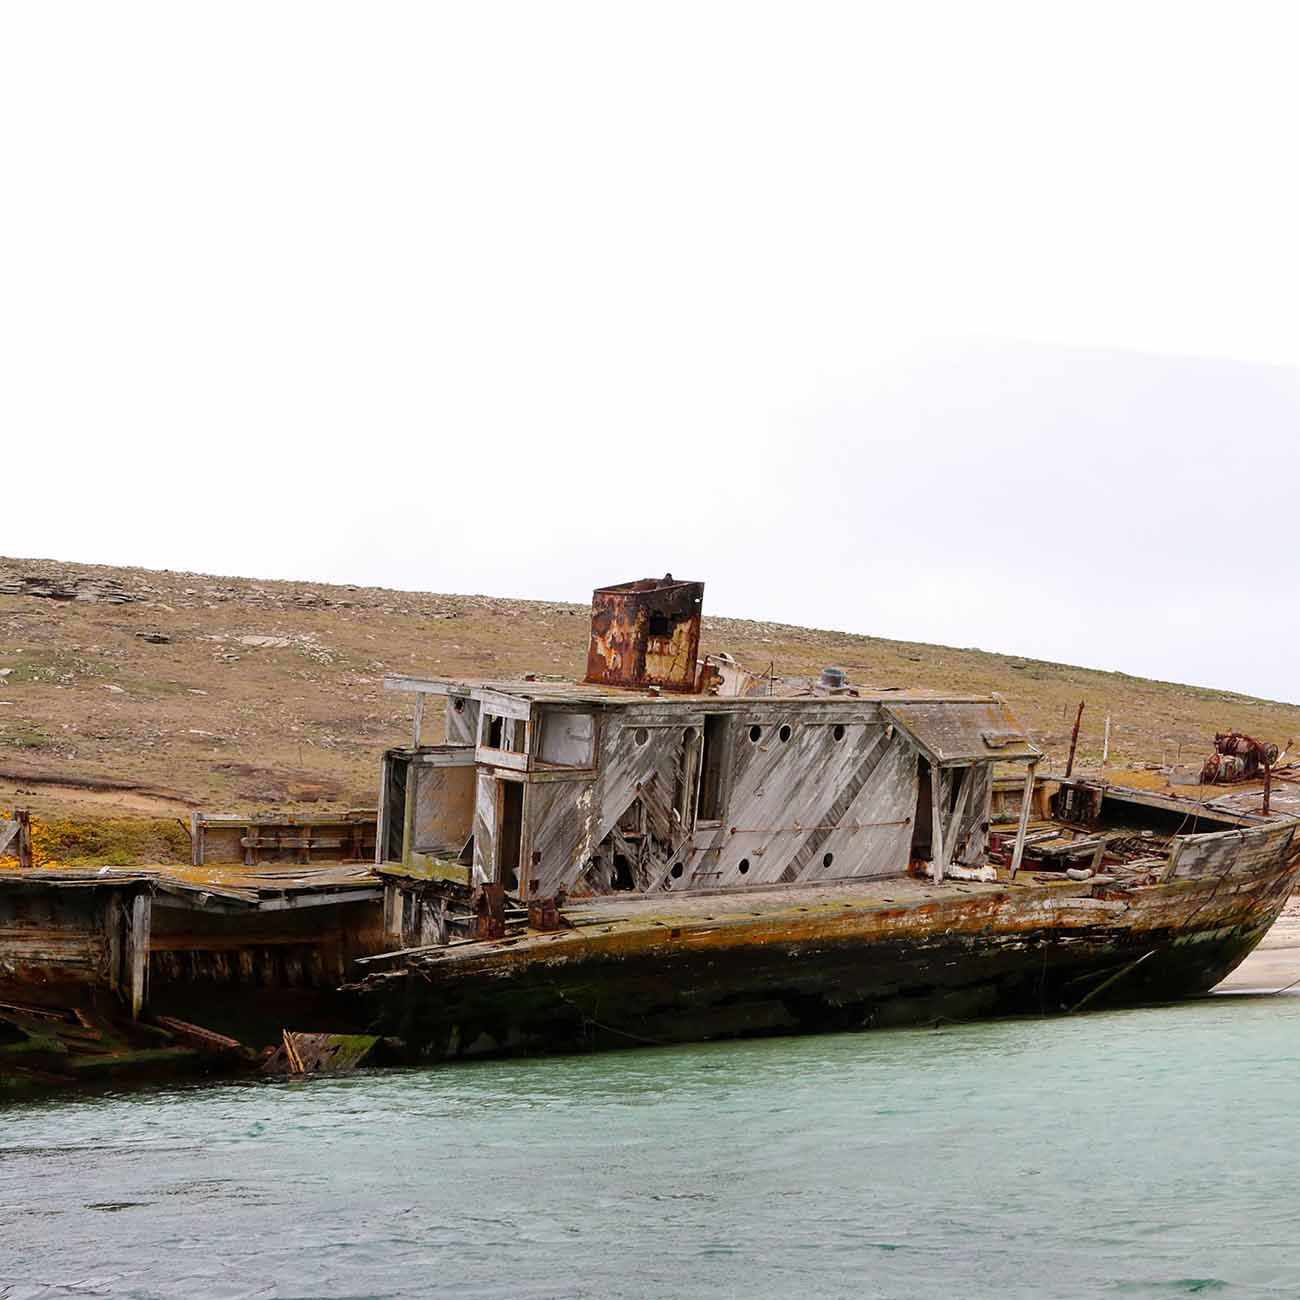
[3, 994, 1299, 1299]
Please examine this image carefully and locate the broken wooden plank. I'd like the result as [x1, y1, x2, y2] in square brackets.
[151, 1015, 245, 1056]
[263, 1031, 384, 1076]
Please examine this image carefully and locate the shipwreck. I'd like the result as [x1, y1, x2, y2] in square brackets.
[352, 577, 1300, 1058]
[2, 575, 1299, 1086]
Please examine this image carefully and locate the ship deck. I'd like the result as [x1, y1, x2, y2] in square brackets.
[0, 859, 381, 910]
[358, 863, 1118, 977]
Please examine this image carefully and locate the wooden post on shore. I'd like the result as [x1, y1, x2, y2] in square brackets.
[1264, 760, 1272, 817]
[1102, 715, 1111, 767]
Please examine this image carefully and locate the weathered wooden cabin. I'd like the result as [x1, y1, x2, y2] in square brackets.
[376, 576, 1042, 944]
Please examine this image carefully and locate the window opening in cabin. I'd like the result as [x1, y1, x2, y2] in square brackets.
[481, 713, 525, 753]
[498, 780, 523, 893]
[647, 610, 672, 637]
[612, 853, 635, 891]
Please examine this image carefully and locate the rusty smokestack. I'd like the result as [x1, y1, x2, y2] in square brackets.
[584, 576, 704, 693]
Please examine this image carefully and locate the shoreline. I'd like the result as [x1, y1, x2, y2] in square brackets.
[1215, 898, 1300, 994]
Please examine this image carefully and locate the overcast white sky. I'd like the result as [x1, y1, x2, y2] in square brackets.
[4, 3, 1299, 700]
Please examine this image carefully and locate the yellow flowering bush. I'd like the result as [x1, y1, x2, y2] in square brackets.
[0, 812, 189, 867]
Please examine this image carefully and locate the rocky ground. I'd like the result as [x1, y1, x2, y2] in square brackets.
[4, 555, 1300, 822]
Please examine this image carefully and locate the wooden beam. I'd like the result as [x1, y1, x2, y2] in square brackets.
[941, 768, 974, 873]
[1009, 760, 1039, 879]
[413, 693, 425, 749]
[127, 892, 152, 1018]
[0, 812, 33, 868]
[929, 763, 945, 884]
[105, 895, 123, 995]
[375, 754, 390, 867]
[476, 688, 533, 721]
[385, 674, 461, 696]
[255, 888, 383, 911]
[383, 882, 405, 946]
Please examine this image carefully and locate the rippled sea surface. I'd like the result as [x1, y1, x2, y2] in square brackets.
[3, 994, 1300, 1299]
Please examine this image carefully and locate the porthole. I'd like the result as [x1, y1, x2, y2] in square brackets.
[670, 863, 684, 879]
[778, 724, 792, 743]
[453, 697, 466, 713]
[633, 727, 649, 746]
[823, 852, 834, 869]
[738, 858, 750, 875]
[832, 724, 846, 742]
[683, 726, 698, 743]
[749, 725, 763, 743]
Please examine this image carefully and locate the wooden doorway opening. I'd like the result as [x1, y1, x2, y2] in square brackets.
[497, 780, 523, 893]
[910, 755, 933, 862]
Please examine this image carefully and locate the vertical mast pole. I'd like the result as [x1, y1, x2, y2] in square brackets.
[1065, 701, 1085, 778]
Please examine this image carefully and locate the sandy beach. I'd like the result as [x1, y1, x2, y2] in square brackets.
[1214, 898, 1300, 994]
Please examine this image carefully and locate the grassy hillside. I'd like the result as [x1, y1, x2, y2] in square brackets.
[2, 556, 1297, 822]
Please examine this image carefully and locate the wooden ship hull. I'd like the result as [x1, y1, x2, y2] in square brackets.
[0, 816, 385, 1092]
[5, 575, 1297, 1085]
[353, 822, 1300, 1061]
[352, 576, 1300, 1062]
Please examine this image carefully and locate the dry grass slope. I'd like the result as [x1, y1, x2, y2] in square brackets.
[3, 555, 1299, 822]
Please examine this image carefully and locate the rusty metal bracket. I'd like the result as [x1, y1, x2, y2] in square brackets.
[527, 897, 573, 932]
[471, 883, 507, 940]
